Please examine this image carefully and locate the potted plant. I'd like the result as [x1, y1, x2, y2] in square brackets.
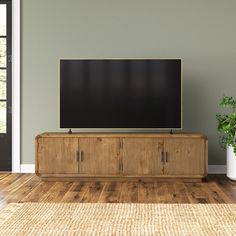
[216, 96, 236, 180]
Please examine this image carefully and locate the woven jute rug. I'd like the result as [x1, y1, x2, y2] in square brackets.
[0, 203, 236, 236]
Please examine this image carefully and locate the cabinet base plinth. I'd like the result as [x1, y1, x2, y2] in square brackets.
[38, 174, 205, 183]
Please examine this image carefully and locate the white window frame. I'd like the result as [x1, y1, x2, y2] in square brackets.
[12, 0, 20, 172]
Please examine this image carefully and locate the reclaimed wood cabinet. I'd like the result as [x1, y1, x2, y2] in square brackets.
[36, 133, 208, 182]
[121, 138, 164, 176]
[163, 138, 206, 175]
[78, 138, 120, 175]
[37, 137, 79, 174]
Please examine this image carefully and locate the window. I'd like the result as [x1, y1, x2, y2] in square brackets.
[0, 0, 12, 171]
[0, 1, 11, 134]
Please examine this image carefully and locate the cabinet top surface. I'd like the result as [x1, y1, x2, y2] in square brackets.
[36, 132, 207, 139]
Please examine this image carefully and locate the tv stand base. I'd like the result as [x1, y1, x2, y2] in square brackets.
[39, 175, 203, 183]
[35, 132, 208, 182]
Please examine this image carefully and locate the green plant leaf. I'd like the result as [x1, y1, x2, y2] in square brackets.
[217, 95, 236, 155]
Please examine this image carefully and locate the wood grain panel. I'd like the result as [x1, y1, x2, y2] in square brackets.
[36, 137, 79, 174]
[78, 138, 120, 175]
[163, 138, 205, 175]
[122, 138, 164, 175]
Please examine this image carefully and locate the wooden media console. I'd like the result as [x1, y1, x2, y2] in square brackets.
[35, 132, 208, 182]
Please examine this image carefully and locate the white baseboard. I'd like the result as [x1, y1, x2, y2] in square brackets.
[208, 165, 226, 174]
[20, 164, 35, 173]
[19, 164, 226, 174]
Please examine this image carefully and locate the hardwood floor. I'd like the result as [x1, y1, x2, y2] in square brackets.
[0, 174, 236, 209]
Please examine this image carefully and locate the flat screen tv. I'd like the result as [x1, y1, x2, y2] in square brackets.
[60, 59, 182, 130]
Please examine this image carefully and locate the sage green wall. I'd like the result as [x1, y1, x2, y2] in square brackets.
[21, 0, 236, 165]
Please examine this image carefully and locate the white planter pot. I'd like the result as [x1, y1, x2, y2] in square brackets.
[227, 146, 236, 181]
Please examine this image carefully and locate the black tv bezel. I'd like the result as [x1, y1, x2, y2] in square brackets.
[59, 58, 182, 132]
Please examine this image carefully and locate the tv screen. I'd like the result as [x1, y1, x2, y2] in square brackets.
[60, 59, 182, 129]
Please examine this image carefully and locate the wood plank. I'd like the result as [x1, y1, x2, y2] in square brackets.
[98, 182, 123, 203]
[20, 181, 56, 202]
[174, 182, 192, 203]
[138, 181, 157, 203]
[0, 174, 235, 204]
[0, 173, 10, 181]
[155, 182, 171, 203]
[184, 183, 211, 203]
[215, 179, 236, 203]
[120, 182, 138, 203]
[165, 182, 192, 203]
[38, 182, 73, 202]
[165, 182, 179, 203]
[3, 174, 33, 193]
[1, 174, 35, 203]
[80, 182, 106, 203]
[7, 175, 41, 203]
[201, 183, 233, 203]
[0, 174, 23, 189]
[61, 182, 91, 202]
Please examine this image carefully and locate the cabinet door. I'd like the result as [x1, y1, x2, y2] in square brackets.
[122, 138, 164, 176]
[37, 138, 79, 174]
[163, 138, 205, 175]
[78, 138, 120, 175]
